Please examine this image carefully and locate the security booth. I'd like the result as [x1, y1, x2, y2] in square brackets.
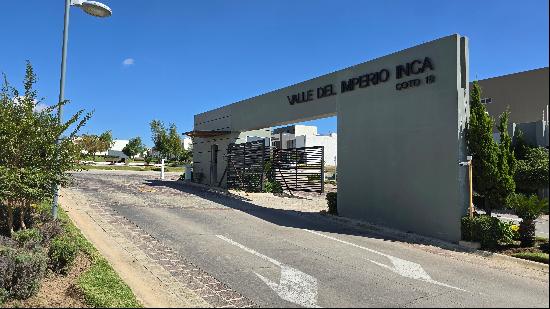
[187, 34, 470, 242]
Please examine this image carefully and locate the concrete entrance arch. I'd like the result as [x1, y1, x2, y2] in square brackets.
[188, 34, 470, 242]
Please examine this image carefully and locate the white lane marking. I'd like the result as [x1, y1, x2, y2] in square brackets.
[305, 230, 467, 292]
[216, 235, 320, 308]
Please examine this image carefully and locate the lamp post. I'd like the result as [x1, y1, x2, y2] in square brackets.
[52, 0, 112, 219]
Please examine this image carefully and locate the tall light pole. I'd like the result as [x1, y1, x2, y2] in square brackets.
[52, 0, 112, 219]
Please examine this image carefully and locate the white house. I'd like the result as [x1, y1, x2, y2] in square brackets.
[182, 137, 193, 150]
[271, 125, 337, 166]
[107, 139, 130, 159]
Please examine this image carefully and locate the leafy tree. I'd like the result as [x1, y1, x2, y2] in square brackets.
[167, 124, 182, 160]
[515, 147, 549, 193]
[150, 120, 188, 162]
[122, 137, 146, 159]
[150, 120, 169, 159]
[466, 82, 500, 215]
[78, 130, 112, 160]
[98, 130, 114, 154]
[494, 109, 516, 209]
[512, 128, 531, 161]
[466, 83, 517, 215]
[0, 62, 91, 235]
[79, 134, 101, 160]
[507, 193, 548, 247]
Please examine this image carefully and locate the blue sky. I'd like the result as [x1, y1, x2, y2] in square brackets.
[1, 0, 548, 146]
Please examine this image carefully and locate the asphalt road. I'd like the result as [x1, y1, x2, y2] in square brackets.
[68, 171, 549, 308]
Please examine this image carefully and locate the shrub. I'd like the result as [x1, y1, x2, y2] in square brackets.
[38, 220, 63, 245]
[461, 215, 507, 248]
[48, 235, 79, 274]
[0, 287, 7, 305]
[514, 147, 549, 192]
[498, 221, 519, 244]
[326, 192, 338, 215]
[0, 247, 47, 300]
[12, 228, 42, 247]
[264, 180, 283, 193]
[507, 194, 549, 247]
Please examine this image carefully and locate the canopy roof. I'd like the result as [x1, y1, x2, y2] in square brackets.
[183, 130, 233, 138]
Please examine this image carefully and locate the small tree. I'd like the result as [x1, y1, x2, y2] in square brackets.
[512, 128, 531, 161]
[150, 120, 169, 159]
[98, 130, 114, 154]
[0, 62, 91, 235]
[493, 109, 516, 209]
[122, 137, 146, 159]
[167, 123, 184, 161]
[515, 147, 549, 194]
[79, 134, 101, 160]
[508, 193, 548, 247]
[466, 82, 500, 215]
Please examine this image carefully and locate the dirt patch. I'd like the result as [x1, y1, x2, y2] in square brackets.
[4, 253, 91, 308]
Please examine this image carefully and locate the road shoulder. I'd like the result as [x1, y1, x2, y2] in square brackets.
[60, 188, 210, 308]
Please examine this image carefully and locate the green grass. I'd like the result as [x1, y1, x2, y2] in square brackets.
[38, 202, 142, 308]
[80, 165, 184, 173]
[78, 259, 142, 308]
[511, 252, 549, 264]
[81, 155, 120, 162]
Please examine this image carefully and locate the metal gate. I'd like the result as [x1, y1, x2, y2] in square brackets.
[226, 141, 324, 193]
[226, 140, 269, 192]
[272, 146, 324, 193]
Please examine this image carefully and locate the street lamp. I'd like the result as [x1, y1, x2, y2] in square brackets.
[52, 0, 112, 219]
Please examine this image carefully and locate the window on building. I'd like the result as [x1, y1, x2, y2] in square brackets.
[480, 97, 493, 104]
[273, 141, 281, 149]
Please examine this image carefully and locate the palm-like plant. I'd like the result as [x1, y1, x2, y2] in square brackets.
[507, 193, 549, 247]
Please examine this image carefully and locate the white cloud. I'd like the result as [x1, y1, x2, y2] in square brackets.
[34, 103, 48, 112]
[122, 58, 135, 66]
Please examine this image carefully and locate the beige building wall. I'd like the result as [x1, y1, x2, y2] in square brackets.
[474, 67, 549, 131]
[191, 34, 470, 242]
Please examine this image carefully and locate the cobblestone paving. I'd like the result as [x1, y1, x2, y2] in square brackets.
[65, 172, 256, 308]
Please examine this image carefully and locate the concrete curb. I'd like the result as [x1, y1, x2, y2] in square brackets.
[176, 180, 549, 273]
[320, 213, 549, 273]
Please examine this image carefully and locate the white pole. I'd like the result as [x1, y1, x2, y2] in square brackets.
[161, 159, 165, 180]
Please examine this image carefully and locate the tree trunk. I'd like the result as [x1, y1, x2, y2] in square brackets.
[7, 201, 14, 236]
[519, 219, 536, 247]
[19, 200, 28, 230]
[484, 197, 492, 216]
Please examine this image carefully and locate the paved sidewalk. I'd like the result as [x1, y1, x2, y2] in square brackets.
[61, 186, 255, 308]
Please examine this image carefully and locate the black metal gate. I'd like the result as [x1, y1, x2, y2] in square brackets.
[226, 141, 324, 193]
[226, 140, 269, 192]
[272, 146, 324, 193]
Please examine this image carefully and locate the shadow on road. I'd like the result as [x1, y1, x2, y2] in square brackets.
[143, 179, 478, 254]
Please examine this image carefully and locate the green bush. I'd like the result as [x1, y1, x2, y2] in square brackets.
[0, 247, 47, 300]
[264, 180, 283, 193]
[0, 287, 8, 305]
[461, 215, 507, 248]
[12, 228, 42, 247]
[326, 192, 338, 215]
[514, 147, 549, 192]
[507, 194, 549, 247]
[38, 220, 63, 245]
[48, 235, 79, 274]
[498, 221, 519, 244]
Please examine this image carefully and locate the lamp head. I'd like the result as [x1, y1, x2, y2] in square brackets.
[71, 0, 112, 18]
